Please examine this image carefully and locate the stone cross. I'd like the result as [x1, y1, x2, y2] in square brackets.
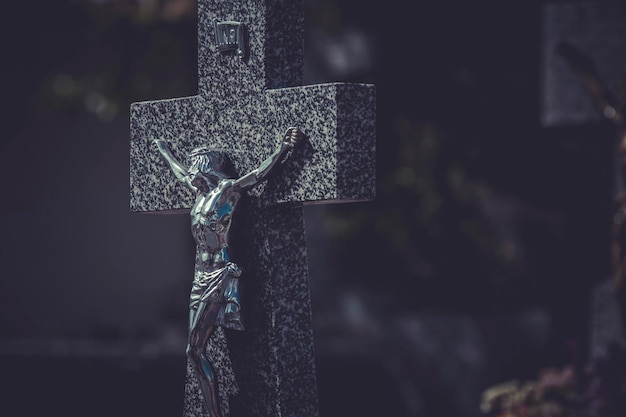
[129, 1, 375, 416]
[541, 1, 626, 359]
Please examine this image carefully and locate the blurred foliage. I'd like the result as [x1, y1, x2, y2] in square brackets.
[323, 113, 539, 313]
[481, 344, 626, 417]
[312, 0, 612, 321]
[34, 0, 197, 123]
[80, 0, 195, 23]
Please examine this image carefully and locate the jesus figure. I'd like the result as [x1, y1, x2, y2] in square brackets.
[153, 127, 303, 417]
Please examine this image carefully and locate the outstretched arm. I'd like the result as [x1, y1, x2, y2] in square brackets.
[153, 140, 196, 191]
[233, 127, 303, 191]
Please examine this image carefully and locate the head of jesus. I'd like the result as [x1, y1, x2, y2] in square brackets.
[188, 147, 232, 191]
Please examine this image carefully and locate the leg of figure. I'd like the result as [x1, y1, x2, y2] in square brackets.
[223, 277, 244, 330]
[187, 302, 223, 417]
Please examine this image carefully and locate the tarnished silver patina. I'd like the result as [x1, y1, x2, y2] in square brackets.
[154, 127, 302, 417]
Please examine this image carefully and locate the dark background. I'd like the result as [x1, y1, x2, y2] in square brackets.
[0, 0, 619, 416]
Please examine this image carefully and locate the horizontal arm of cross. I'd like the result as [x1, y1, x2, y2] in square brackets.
[260, 82, 376, 205]
[130, 82, 375, 213]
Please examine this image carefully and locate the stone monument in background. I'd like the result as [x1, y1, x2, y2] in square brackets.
[542, 0, 626, 358]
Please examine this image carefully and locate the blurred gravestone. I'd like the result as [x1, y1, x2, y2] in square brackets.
[541, 1, 626, 359]
[541, 1, 626, 127]
[129, 0, 375, 416]
[591, 280, 626, 358]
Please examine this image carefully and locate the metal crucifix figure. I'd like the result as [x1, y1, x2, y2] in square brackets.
[153, 127, 303, 417]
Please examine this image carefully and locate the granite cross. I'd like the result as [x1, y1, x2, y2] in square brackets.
[129, 1, 375, 417]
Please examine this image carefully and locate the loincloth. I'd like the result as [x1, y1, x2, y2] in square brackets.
[189, 262, 242, 329]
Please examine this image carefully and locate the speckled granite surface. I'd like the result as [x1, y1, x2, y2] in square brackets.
[130, 1, 375, 416]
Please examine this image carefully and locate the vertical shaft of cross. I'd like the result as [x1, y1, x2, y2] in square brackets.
[197, 0, 304, 99]
[224, 202, 316, 417]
